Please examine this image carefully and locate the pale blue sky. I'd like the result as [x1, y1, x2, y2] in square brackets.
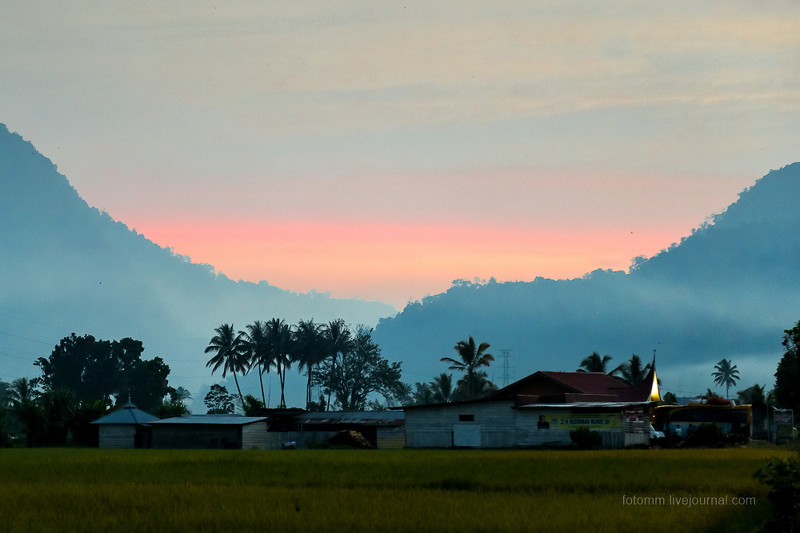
[2, 1, 799, 305]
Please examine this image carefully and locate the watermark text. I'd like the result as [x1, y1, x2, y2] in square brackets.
[622, 494, 756, 508]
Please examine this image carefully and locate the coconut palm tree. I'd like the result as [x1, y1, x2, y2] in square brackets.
[430, 373, 456, 404]
[322, 319, 353, 410]
[577, 352, 613, 373]
[8, 377, 39, 406]
[205, 323, 249, 406]
[611, 354, 651, 385]
[266, 318, 293, 408]
[712, 358, 740, 399]
[240, 321, 272, 407]
[292, 319, 327, 409]
[441, 337, 495, 401]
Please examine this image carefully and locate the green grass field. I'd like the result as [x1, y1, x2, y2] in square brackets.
[0, 447, 793, 533]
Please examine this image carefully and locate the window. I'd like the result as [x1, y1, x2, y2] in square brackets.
[458, 414, 475, 422]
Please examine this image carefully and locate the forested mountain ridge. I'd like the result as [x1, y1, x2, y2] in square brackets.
[374, 163, 800, 395]
[0, 124, 395, 405]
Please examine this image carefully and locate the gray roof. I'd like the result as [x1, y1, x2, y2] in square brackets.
[517, 401, 654, 409]
[90, 402, 160, 425]
[151, 414, 267, 426]
[296, 411, 405, 426]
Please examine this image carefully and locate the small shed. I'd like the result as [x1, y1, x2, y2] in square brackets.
[90, 402, 160, 449]
[295, 411, 406, 449]
[150, 415, 268, 449]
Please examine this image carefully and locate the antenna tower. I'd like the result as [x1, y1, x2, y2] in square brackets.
[499, 349, 514, 387]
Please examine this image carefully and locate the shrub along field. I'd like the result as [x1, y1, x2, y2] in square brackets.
[0, 447, 793, 532]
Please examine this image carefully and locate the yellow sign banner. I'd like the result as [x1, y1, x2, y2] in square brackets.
[540, 413, 623, 429]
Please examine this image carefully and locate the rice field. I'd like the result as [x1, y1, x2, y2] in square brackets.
[0, 447, 793, 532]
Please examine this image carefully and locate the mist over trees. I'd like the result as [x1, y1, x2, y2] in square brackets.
[0, 124, 395, 407]
[3, 124, 800, 405]
[374, 163, 800, 395]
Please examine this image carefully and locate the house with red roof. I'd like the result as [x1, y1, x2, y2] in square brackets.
[403, 363, 661, 448]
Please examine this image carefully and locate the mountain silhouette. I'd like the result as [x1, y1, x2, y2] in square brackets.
[374, 163, 800, 397]
[0, 124, 395, 407]
[3, 121, 797, 403]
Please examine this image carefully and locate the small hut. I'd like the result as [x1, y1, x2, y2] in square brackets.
[90, 402, 159, 449]
[149, 415, 269, 449]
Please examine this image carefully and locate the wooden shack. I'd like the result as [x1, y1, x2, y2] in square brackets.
[149, 415, 268, 449]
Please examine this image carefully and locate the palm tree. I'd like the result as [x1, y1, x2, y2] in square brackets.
[441, 337, 495, 401]
[578, 352, 613, 373]
[322, 319, 353, 410]
[266, 318, 293, 408]
[240, 321, 273, 407]
[8, 377, 39, 406]
[712, 358, 740, 399]
[292, 319, 327, 409]
[205, 324, 249, 406]
[430, 373, 456, 403]
[611, 354, 651, 385]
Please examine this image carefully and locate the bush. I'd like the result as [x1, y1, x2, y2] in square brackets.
[570, 427, 602, 449]
[754, 454, 800, 532]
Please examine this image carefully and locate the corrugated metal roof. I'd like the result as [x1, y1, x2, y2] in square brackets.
[517, 401, 653, 409]
[90, 402, 160, 425]
[297, 411, 405, 426]
[151, 415, 267, 426]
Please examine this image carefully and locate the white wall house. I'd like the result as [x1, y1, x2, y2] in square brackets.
[403, 364, 661, 449]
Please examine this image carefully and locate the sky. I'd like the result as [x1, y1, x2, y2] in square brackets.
[2, 1, 799, 308]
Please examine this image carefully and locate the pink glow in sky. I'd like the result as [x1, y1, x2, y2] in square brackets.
[127, 215, 702, 307]
[3, 1, 799, 308]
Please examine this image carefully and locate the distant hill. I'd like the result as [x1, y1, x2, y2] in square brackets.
[374, 163, 800, 397]
[0, 124, 395, 408]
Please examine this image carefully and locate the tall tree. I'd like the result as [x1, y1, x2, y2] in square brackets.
[578, 352, 613, 373]
[240, 321, 272, 407]
[322, 319, 353, 410]
[315, 327, 405, 410]
[611, 354, 651, 385]
[712, 358, 741, 399]
[775, 320, 800, 414]
[35, 334, 170, 409]
[430, 373, 456, 404]
[204, 384, 235, 414]
[441, 337, 495, 401]
[8, 377, 39, 405]
[205, 324, 249, 406]
[411, 382, 435, 405]
[737, 384, 766, 405]
[170, 386, 193, 404]
[292, 319, 327, 409]
[266, 318, 293, 408]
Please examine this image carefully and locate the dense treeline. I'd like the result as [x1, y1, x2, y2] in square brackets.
[0, 334, 188, 447]
[203, 319, 408, 412]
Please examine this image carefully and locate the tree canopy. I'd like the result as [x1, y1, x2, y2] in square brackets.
[577, 352, 613, 373]
[610, 354, 651, 385]
[441, 337, 495, 401]
[35, 333, 171, 412]
[204, 384, 235, 414]
[315, 326, 406, 410]
[774, 320, 800, 414]
[711, 358, 740, 399]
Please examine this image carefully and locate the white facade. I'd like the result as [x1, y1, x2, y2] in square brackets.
[404, 402, 650, 449]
